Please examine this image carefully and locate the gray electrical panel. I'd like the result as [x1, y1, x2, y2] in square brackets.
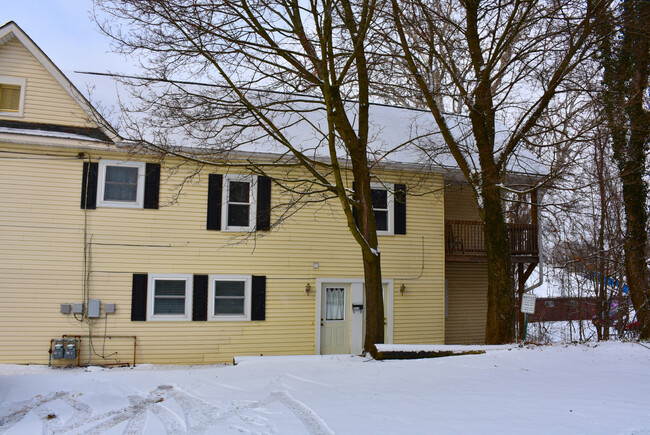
[60, 304, 71, 314]
[105, 303, 116, 314]
[72, 303, 84, 314]
[88, 299, 101, 318]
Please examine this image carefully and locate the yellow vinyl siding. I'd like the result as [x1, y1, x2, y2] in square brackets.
[0, 39, 95, 127]
[444, 262, 488, 344]
[444, 182, 480, 221]
[443, 181, 490, 344]
[0, 143, 445, 364]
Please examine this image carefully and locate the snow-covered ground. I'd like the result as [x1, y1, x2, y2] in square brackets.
[1, 342, 648, 434]
[527, 320, 599, 343]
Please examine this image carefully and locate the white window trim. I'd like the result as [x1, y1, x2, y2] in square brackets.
[221, 174, 257, 232]
[208, 274, 252, 321]
[371, 182, 394, 235]
[0, 76, 27, 117]
[97, 160, 146, 209]
[147, 273, 193, 321]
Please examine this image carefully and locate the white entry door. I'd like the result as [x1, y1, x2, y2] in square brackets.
[320, 285, 350, 354]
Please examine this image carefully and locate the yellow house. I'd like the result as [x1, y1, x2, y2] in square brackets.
[0, 22, 539, 366]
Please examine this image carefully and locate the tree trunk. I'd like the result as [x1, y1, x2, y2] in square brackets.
[600, 0, 650, 340]
[482, 183, 515, 344]
[620, 0, 650, 341]
[349, 162, 385, 355]
[363, 248, 385, 355]
[621, 162, 650, 339]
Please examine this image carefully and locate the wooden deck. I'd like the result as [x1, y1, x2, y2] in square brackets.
[445, 220, 539, 263]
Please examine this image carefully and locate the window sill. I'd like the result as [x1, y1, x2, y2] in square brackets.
[208, 315, 251, 322]
[147, 315, 192, 321]
[221, 227, 255, 233]
[96, 202, 144, 209]
[0, 111, 23, 117]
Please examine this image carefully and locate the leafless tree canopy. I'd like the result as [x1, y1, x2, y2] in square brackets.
[92, 0, 641, 346]
[384, 0, 610, 343]
[93, 0, 415, 353]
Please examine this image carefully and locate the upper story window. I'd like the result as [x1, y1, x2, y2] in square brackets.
[97, 160, 146, 209]
[222, 175, 256, 231]
[207, 173, 271, 232]
[371, 182, 394, 235]
[208, 275, 252, 321]
[0, 76, 26, 116]
[148, 274, 193, 321]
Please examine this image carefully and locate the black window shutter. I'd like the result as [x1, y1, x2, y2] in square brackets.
[394, 184, 407, 235]
[207, 174, 223, 230]
[251, 275, 266, 321]
[193, 274, 208, 321]
[144, 163, 160, 209]
[81, 162, 98, 209]
[131, 273, 148, 321]
[256, 176, 271, 231]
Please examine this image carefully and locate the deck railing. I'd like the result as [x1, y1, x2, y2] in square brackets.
[445, 220, 539, 256]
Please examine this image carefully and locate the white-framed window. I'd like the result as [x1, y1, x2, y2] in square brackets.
[148, 274, 193, 321]
[97, 160, 146, 208]
[371, 182, 394, 235]
[208, 275, 252, 321]
[222, 174, 257, 231]
[325, 287, 346, 320]
[0, 76, 26, 117]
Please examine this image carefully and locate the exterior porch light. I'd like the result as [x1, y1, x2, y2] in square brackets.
[305, 283, 311, 294]
[399, 284, 406, 295]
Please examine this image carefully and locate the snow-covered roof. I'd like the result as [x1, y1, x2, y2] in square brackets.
[66, 71, 547, 182]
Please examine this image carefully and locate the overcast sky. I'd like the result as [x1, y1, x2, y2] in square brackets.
[2, 0, 134, 74]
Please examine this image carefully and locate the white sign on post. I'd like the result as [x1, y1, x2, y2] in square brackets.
[521, 293, 536, 314]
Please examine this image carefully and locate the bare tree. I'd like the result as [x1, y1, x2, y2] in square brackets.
[545, 120, 628, 341]
[598, 0, 650, 340]
[387, 0, 609, 343]
[93, 0, 419, 354]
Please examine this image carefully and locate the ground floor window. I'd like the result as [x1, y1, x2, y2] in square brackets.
[209, 275, 252, 321]
[148, 274, 193, 321]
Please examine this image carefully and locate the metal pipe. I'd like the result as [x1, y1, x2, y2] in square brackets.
[48, 339, 53, 367]
[52, 336, 82, 367]
[63, 334, 136, 367]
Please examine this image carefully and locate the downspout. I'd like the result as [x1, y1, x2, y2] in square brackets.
[524, 190, 544, 293]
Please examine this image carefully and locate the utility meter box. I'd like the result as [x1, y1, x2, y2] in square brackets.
[52, 343, 64, 359]
[88, 299, 101, 318]
[64, 342, 77, 360]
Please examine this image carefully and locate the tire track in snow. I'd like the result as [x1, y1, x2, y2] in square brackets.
[271, 391, 334, 435]
[0, 385, 333, 435]
[0, 392, 69, 431]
